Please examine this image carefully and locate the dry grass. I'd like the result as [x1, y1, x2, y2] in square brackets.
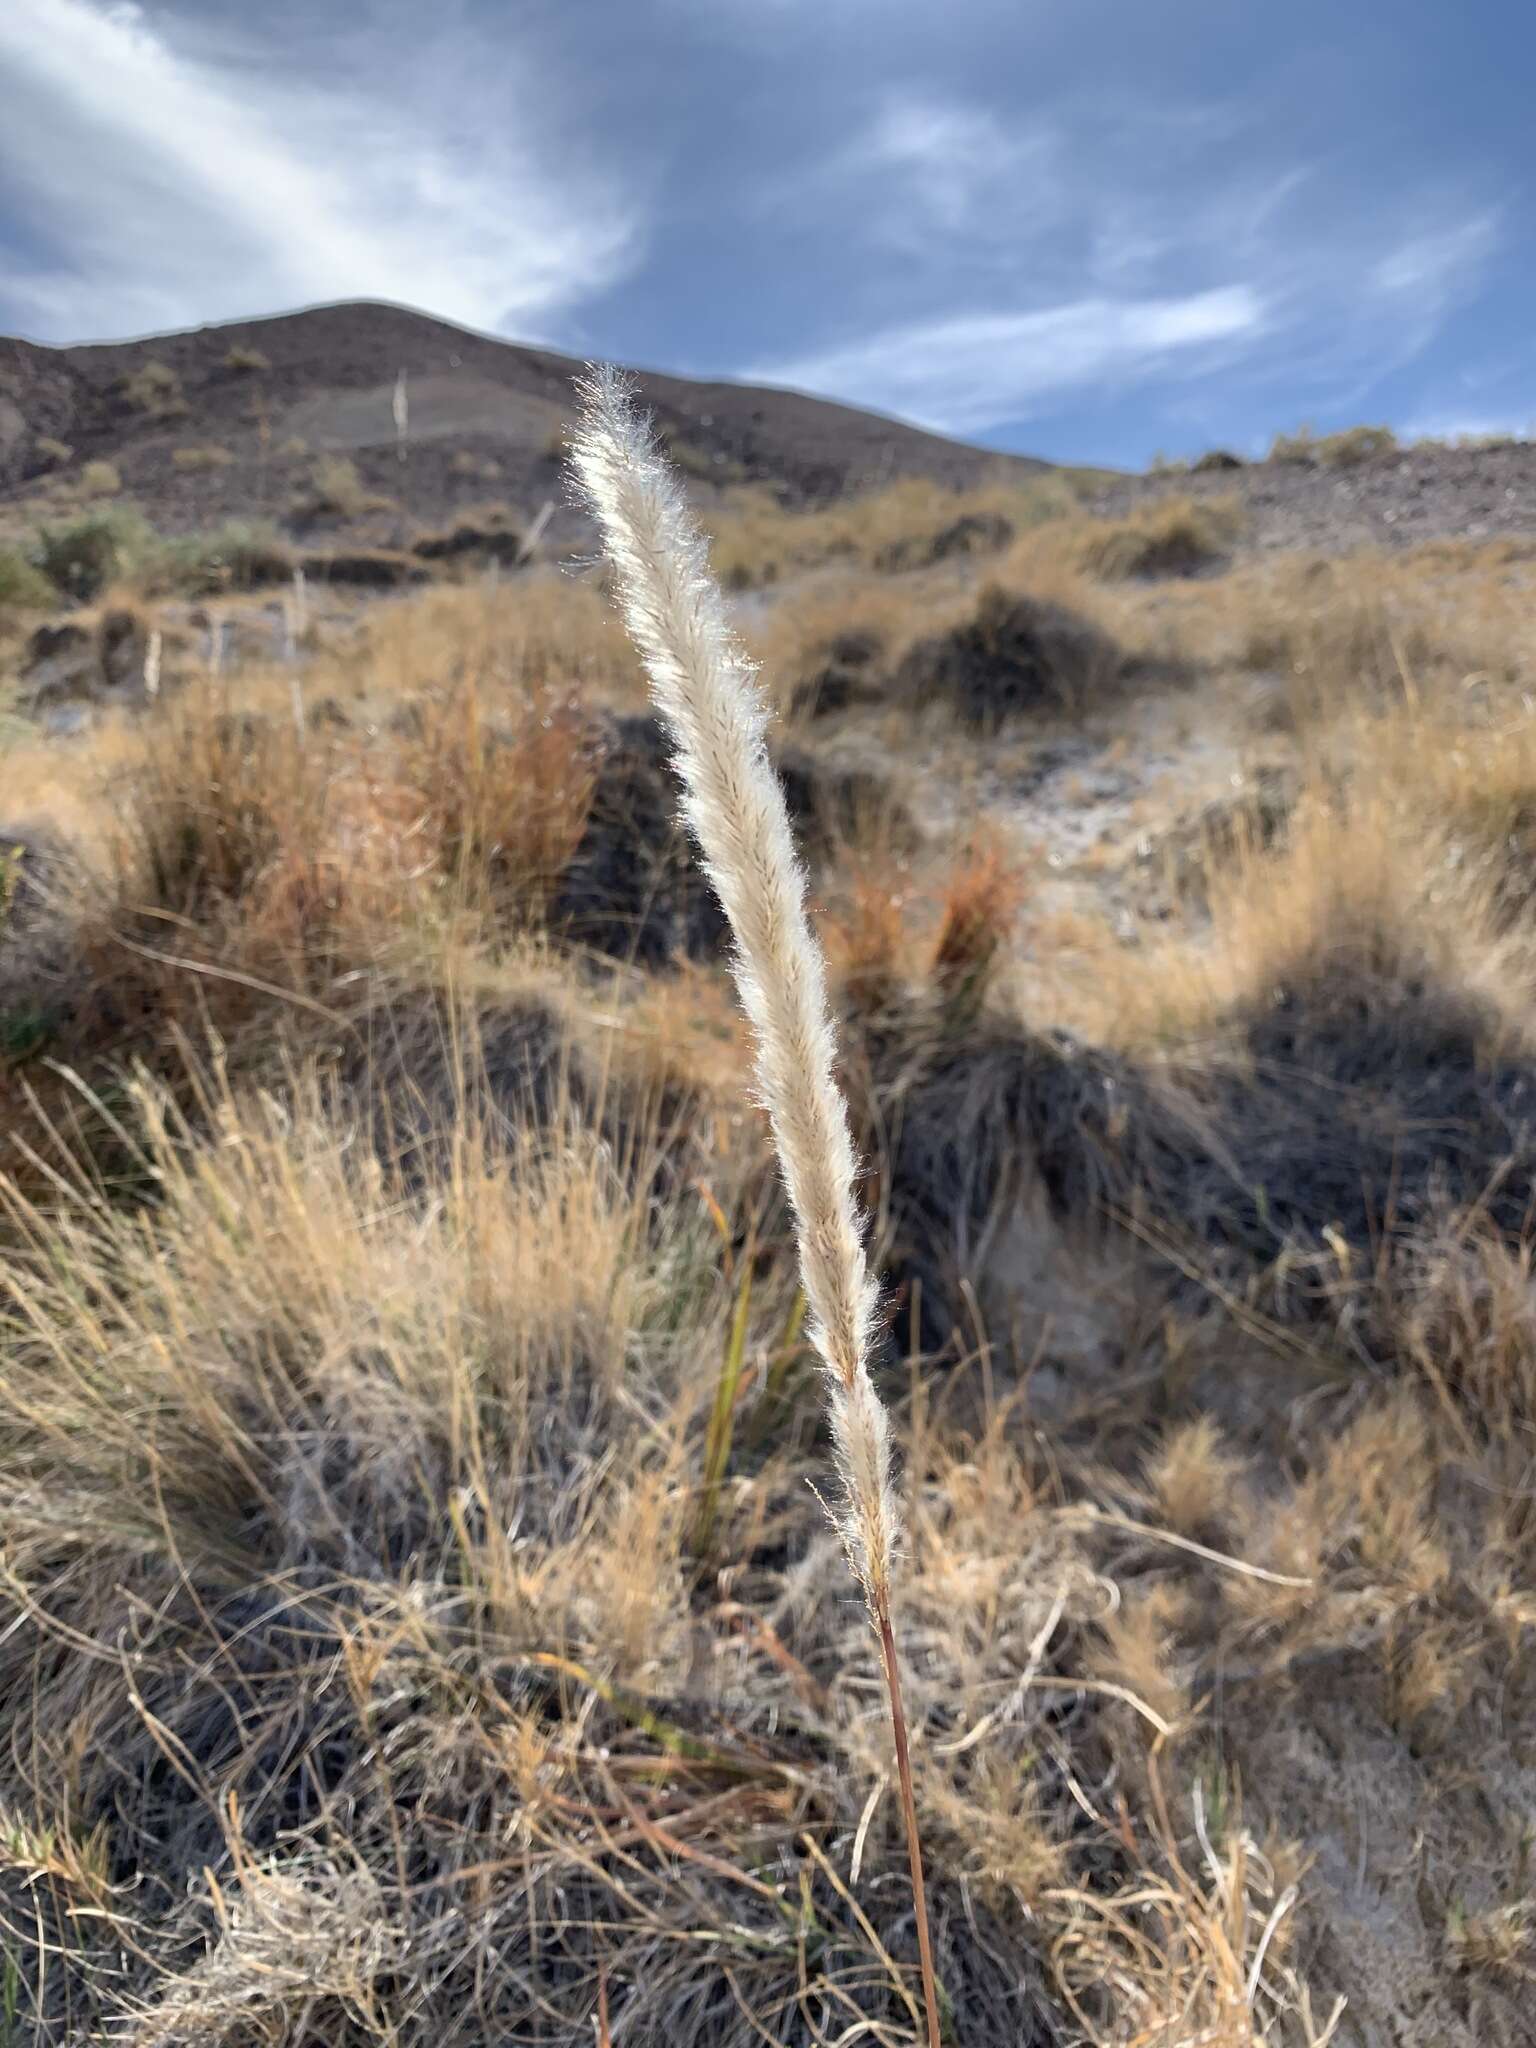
[115, 359, 189, 420]
[5, 455, 1536, 2045]
[79, 458, 122, 499]
[707, 473, 1083, 588]
[171, 444, 236, 473]
[1271, 423, 1398, 468]
[295, 454, 393, 522]
[1072, 494, 1242, 580]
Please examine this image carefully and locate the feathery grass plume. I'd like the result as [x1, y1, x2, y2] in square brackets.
[572, 365, 941, 2048]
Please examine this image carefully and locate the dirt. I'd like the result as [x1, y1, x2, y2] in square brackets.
[1091, 438, 1536, 555]
[1225, 1667, 1536, 2048]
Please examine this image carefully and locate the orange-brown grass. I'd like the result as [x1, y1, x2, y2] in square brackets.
[822, 858, 916, 1009]
[415, 678, 599, 924]
[930, 825, 1030, 1009]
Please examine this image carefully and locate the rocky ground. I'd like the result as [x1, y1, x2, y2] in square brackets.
[1092, 434, 1536, 554]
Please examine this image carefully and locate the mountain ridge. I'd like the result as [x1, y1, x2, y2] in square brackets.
[0, 299, 1055, 537]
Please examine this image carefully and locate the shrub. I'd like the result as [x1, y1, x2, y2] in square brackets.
[1270, 426, 1317, 465]
[223, 344, 271, 373]
[35, 504, 154, 599]
[1271, 423, 1398, 468]
[79, 459, 121, 499]
[0, 547, 55, 610]
[115, 359, 188, 419]
[411, 504, 523, 566]
[657, 427, 747, 484]
[31, 434, 72, 471]
[294, 455, 391, 521]
[160, 519, 293, 594]
[313, 455, 367, 514]
[450, 449, 501, 480]
[171, 444, 235, 472]
[277, 434, 309, 460]
[1317, 425, 1398, 467]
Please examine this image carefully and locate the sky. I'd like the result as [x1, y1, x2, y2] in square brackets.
[0, 0, 1531, 468]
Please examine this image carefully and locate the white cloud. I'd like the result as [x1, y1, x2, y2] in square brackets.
[1372, 214, 1500, 306]
[748, 287, 1266, 433]
[838, 93, 1061, 242]
[0, 0, 641, 341]
[748, 86, 1504, 433]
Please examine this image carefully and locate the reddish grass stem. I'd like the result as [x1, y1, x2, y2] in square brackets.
[878, 1603, 942, 2048]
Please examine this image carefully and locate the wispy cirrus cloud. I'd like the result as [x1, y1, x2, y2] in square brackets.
[0, 0, 641, 342]
[741, 85, 1502, 435]
[829, 93, 1063, 247]
[747, 288, 1265, 433]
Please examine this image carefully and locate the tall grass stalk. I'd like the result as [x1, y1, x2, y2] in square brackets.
[572, 366, 941, 2048]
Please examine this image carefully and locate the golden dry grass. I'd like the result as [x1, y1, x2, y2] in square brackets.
[3, 504, 1536, 2045]
[707, 472, 1085, 588]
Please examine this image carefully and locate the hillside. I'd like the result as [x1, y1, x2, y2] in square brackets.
[0, 299, 1054, 540]
[5, 400, 1536, 2044]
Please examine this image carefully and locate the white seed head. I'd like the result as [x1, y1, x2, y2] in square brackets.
[571, 365, 899, 1607]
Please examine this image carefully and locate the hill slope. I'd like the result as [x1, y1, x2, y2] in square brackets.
[0, 300, 1051, 536]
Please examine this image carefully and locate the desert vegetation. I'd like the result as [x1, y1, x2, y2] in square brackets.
[2, 373, 1536, 2047]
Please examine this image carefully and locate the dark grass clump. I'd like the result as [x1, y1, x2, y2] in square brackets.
[0, 824, 78, 1061]
[788, 627, 886, 720]
[551, 714, 907, 966]
[858, 944, 1536, 1355]
[875, 508, 1014, 573]
[329, 985, 595, 1186]
[894, 584, 1124, 730]
[411, 505, 524, 567]
[550, 713, 729, 964]
[34, 505, 157, 600]
[1077, 498, 1238, 580]
[300, 547, 431, 590]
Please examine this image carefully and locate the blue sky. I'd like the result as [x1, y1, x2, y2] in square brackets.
[0, 0, 1530, 467]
